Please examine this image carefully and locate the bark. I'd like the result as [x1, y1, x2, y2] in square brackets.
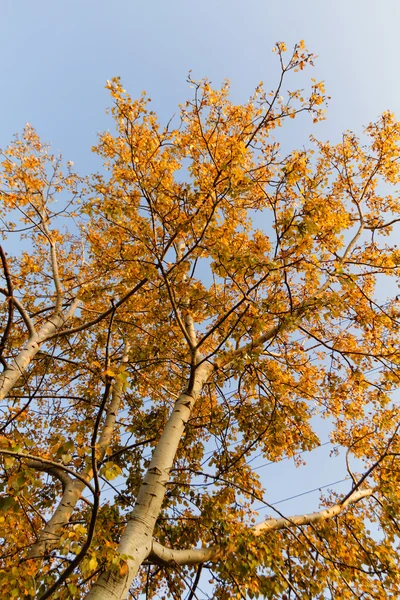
[28, 478, 87, 560]
[44, 279, 148, 342]
[84, 293, 337, 599]
[0, 299, 80, 401]
[150, 541, 221, 566]
[148, 487, 375, 567]
[252, 487, 374, 534]
[0, 450, 95, 490]
[25, 459, 72, 492]
[28, 353, 129, 559]
[85, 360, 214, 600]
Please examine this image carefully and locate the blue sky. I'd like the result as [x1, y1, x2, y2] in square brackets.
[2, 0, 399, 517]
[3, 0, 400, 166]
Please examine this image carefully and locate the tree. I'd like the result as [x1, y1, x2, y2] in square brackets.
[0, 41, 400, 599]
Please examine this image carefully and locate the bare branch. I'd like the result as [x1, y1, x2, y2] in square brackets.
[40, 216, 63, 313]
[9, 294, 36, 338]
[150, 541, 220, 566]
[252, 487, 374, 535]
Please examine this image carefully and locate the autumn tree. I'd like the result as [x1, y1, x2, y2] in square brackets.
[1, 42, 400, 599]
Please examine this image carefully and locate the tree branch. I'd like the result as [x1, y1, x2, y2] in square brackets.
[27, 349, 129, 561]
[252, 487, 375, 535]
[0, 449, 95, 494]
[44, 278, 148, 341]
[149, 487, 375, 567]
[0, 296, 80, 401]
[11, 296, 37, 338]
[25, 459, 72, 492]
[150, 541, 220, 566]
[41, 215, 63, 314]
[0, 247, 15, 366]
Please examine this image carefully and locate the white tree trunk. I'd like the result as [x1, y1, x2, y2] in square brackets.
[85, 360, 213, 600]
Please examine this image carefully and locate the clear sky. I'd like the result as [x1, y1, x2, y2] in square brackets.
[2, 0, 399, 517]
[3, 0, 400, 165]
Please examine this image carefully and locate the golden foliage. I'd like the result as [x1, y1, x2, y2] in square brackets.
[0, 42, 400, 599]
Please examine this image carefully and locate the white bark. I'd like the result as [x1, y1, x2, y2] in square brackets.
[150, 541, 220, 566]
[0, 450, 95, 491]
[25, 458, 72, 491]
[84, 284, 356, 599]
[148, 487, 375, 567]
[85, 360, 213, 600]
[28, 478, 87, 559]
[28, 353, 129, 559]
[0, 299, 80, 401]
[252, 487, 374, 535]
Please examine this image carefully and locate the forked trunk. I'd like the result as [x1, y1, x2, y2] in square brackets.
[85, 361, 212, 600]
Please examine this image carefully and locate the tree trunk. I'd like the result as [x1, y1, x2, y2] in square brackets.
[29, 354, 128, 559]
[85, 360, 213, 600]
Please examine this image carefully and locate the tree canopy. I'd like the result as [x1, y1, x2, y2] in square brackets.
[1, 42, 400, 599]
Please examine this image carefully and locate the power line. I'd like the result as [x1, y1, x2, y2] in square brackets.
[251, 440, 334, 471]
